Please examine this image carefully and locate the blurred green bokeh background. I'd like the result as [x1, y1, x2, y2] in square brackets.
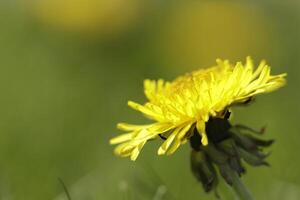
[0, 0, 299, 199]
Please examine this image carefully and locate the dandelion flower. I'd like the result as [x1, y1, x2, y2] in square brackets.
[110, 57, 286, 161]
[110, 57, 286, 199]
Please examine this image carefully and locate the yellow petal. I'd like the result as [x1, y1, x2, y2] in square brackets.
[196, 120, 208, 146]
[130, 141, 146, 161]
[166, 123, 192, 155]
[110, 133, 132, 144]
[158, 127, 180, 155]
[117, 123, 149, 131]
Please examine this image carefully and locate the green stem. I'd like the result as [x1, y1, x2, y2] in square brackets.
[229, 169, 254, 200]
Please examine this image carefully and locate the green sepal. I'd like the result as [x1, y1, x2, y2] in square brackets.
[218, 164, 234, 185]
[229, 127, 258, 151]
[190, 150, 218, 192]
[200, 143, 228, 164]
[243, 134, 274, 147]
[228, 157, 246, 175]
[217, 139, 237, 156]
[234, 124, 266, 135]
[237, 147, 269, 167]
[217, 139, 245, 175]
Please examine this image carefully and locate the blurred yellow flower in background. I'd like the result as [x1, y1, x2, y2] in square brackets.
[24, 0, 144, 38]
[110, 57, 286, 161]
[156, 1, 279, 70]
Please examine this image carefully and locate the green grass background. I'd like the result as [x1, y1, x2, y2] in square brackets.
[0, 0, 299, 199]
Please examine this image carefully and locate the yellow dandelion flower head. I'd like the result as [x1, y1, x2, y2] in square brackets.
[110, 57, 286, 161]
